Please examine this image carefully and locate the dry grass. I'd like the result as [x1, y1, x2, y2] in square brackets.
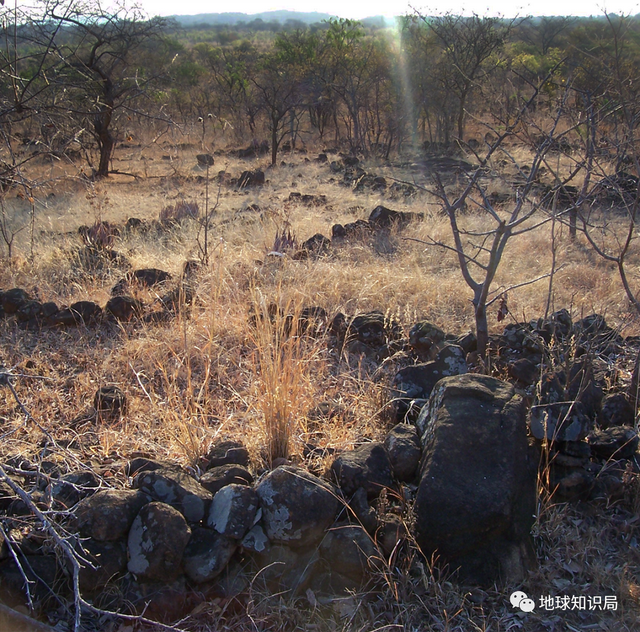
[1, 138, 640, 630]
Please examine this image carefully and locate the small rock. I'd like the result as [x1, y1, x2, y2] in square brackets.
[94, 385, 127, 421]
[384, 424, 421, 482]
[588, 427, 639, 459]
[204, 441, 250, 469]
[199, 464, 253, 495]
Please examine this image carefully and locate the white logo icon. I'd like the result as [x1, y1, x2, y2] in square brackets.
[510, 591, 535, 612]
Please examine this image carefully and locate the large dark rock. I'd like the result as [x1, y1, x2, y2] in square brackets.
[330, 442, 394, 499]
[132, 268, 172, 287]
[529, 401, 593, 442]
[414, 374, 537, 585]
[368, 205, 422, 230]
[182, 527, 237, 584]
[256, 466, 339, 548]
[133, 467, 212, 523]
[384, 423, 421, 482]
[238, 169, 265, 188]
[0, 554, 63, 607]
[74, 489, 150, 541]
[251, 543, 320, 594]
[15, 300, 43, 323]
[598, 393, 635, 429]
[1, 288, 31, 315]
[343, 311, 403, 348]
[127, 502, 191, 582]
[49, 470, 100, 508]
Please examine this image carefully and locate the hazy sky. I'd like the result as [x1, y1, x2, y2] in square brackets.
[137, 0, 639, 20]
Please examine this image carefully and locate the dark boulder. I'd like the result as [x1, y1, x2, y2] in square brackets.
[131, 268, 172, 287]
[598, 392, 635, 428]
[196, 153, 215, 167]
[409, 321, 446, 359]
[393, 345, 468, 422]
[53, 301, 102, 326]
[368, 205, 423, 230]
[296, 233, 331, 259]
[182, 527, 237, 584]
[207, 484, 259, 540]
[77, 539, 128, 594]
[256, 465, 339, 549]
[133, 467, 212, 523]
[238, 170, 265, 188]
[318, 525, 382, 585]
[106, 295, 143, 321]
[15, 300, 43, 323]
[74, 489, 150, 541]
[1, 288, 31, 314]
[414, 374, 537, 585]
[330, 442, 394, 499]
[529, 401, 593, 443]
[49, 470, 100, 508]
[127, 502, 191, 582]
[204, 440, 250, 469]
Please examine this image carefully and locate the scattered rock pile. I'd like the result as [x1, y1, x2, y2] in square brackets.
[0, 263, 199, 329]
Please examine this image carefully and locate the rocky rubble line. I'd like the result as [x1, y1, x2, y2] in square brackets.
[0, 305, 639, 624]
[0, 262, 199, 329]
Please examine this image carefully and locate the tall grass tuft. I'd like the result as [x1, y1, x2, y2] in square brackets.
[249, 289, 318, 468]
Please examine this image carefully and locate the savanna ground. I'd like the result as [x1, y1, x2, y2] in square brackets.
[1, 127, 640, 631]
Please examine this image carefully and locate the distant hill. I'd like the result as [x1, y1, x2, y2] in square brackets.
[170, 11, 338, 27]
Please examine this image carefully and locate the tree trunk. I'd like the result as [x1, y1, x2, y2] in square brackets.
[271, 119, 278, 166]
[569, 208, 577, 239]
[475, 298, 489, 360]
[94, 108, 114, 178]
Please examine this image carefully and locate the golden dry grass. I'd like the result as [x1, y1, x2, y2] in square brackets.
[1, 137, 640, 630]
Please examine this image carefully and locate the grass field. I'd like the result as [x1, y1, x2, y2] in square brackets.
[0, 134, 639, 631]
